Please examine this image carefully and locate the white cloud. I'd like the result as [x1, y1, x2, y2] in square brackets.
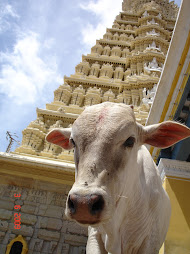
[0, 31, 62, 105]
[79, 0, 123, 47]
[0, 3, 19, 33]
[3, 4, 19, 18]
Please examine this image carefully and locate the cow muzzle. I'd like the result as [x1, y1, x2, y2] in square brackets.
[67, 193, 105, 225]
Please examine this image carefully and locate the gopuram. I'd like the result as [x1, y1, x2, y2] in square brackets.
[15, 0, 178, 162]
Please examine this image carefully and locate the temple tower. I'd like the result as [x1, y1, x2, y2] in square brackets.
[15, 0, 178, 163]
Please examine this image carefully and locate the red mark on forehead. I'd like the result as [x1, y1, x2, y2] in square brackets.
[97, 107, 108, 124]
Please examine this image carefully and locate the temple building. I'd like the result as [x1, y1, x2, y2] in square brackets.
[14, 0, 178, 161]
[0, 0, 189, 253]
[147, 0, 190, 252]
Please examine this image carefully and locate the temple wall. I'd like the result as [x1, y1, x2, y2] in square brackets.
[0, 183, 87, 254]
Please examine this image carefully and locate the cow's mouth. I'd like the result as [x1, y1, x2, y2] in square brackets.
[76, 219, 101, 225]
[68, 210, 102, 226]
[66, 193, 105, 225]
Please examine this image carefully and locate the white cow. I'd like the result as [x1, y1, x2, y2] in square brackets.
[46, 102, 190, 254]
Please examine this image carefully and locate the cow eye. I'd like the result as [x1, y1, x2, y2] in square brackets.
[70, 138, 76, 147]
[123, 137, 135, 148]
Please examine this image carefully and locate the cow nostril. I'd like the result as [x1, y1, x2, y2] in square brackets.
[90, 195, 104, 215]
[68, 195, 76, 214]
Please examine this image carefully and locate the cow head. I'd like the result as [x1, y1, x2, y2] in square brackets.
[46, 102, 190, 226]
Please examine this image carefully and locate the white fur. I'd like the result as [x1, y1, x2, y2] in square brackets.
[46, 103, 190, 253]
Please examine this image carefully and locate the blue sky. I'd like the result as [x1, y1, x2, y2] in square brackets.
[0, 0, 181, 152]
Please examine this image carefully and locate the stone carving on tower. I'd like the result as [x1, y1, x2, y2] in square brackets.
[15, 0, 178, 162]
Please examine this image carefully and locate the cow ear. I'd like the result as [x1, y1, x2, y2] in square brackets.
[140, 121, 190, 148]
[46, 128, 73, 150]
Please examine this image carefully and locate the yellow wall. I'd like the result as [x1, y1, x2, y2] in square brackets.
[163, 177, 190, 254]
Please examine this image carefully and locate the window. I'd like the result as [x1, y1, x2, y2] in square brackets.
[10, 241, 23, 254]
[6, 235, 28, 254]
